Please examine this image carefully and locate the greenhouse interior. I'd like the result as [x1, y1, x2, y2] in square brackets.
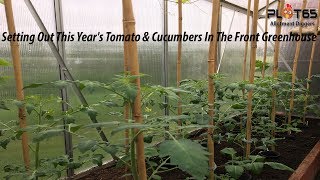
[0, 0, 320, 179]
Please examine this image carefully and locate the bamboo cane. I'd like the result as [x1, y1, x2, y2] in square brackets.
[177, 0, 182, 126]
[243, 0, 251, 81]
[270, 0, 284, 150]
[240, 0, 252, 132]
[4, 0, 30, 170]
[302, 0, 320, 125]
[122, 0, 147, 179]
[122, 9, 130, 179]
[288, 0, 307, 129]
[261, 0, 269, 78]
[245, 0, 259, 158]
[207, 0, 220, 179]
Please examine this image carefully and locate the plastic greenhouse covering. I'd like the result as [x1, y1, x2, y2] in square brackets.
[0, 0, 319, 178]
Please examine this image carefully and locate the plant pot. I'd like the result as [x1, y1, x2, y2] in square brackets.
[258, 150, 281, 159]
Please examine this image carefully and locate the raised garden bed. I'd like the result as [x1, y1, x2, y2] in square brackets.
[73, 118, 320, 180]
[289, 140, 320, 180]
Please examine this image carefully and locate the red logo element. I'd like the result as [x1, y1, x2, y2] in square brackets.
[283, 4, 294, 19]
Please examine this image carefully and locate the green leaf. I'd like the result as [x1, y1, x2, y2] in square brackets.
[3, 165, 20, 173]
[13, 100, 25, 108]
[67, 124, 83, 133]
[244, 162, 264, 175]
[24, 83, 47, 89]
[159, 139, 209, 179]
[84, 121, 121, 129]
[102, 145, 118, 156]
[225, 165, 244, 179]
[25, 104, 35, 115]
[244, 84, 256, 91]
[143, 135, 153, 143]
[265, 162, 294, 172]
[0, 101, 9, 110]
[77, 140, 97, 153]
[67, 162, 82, 169]
[249, 155, 265, 162]
[33, 129, 64, 142]
[221, 148, 237, 157]
[92, 154, 104, 166]
[0, 58, 10, 66]
[63, 114, 76, 124]
[144, 147, 159, 158]
[227, 83, 238, 92]
[150, 175, 161, 180]
[86, 108, 98, 119]
[111, 123, 149, 136]
[231, 103, 246, 110]
[53, 80, 70, 88]
[0, 138, 10, 149]
[51, 156, 69, 168]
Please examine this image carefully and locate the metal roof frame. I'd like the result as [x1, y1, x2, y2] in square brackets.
[203, 0, 278, 17]
[204, 0, 253, 15]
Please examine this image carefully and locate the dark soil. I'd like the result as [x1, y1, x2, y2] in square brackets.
[73, 119, 320, 180]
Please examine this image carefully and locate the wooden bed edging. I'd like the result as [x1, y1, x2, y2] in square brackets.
[289, 140, 320, 180]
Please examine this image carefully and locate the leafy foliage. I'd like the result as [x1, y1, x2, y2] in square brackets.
[159, 139, 209, 179]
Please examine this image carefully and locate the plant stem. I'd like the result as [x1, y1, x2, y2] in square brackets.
[148, 157, 170, 180]
[130, 128, 138, 180]
[35, 105, 42, 179]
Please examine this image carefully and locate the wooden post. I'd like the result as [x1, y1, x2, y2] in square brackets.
[302, 0, 320, 124]
[177, 0, 182, 126]
[271, 0, 284, 149]
[122, 7, 130, 179]
[4, 0, 30, 170]
[122, 0, 147, 179]
[261, 0, 269, 78]
[246, 0, 259, 158]
[288, 0, 307, 128]
[243, 0, 251, 81]
[207, 0, 220, 179]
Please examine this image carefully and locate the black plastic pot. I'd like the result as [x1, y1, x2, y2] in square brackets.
[258, 150, 281, 159]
